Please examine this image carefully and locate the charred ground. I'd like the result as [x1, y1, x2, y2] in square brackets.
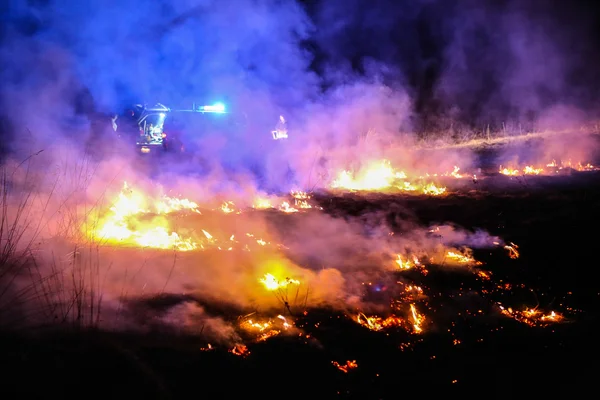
[2, 163, 599, 399]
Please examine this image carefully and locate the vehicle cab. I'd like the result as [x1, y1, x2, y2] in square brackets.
[133, 103, 171, 153]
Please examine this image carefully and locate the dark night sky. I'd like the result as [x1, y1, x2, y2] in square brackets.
[1, 0, 600, 133]
[300, 0, 600, 129]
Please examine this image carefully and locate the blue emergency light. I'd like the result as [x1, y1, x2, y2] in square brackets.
[199, 103, 226, 113]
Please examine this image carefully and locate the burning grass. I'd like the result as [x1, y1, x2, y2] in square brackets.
[1, 144, 599, 398]
[5, 155, 591, 333]
[498, 159, 598, 176]
[330, 159, 453, 195]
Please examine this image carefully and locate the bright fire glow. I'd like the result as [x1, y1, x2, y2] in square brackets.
[240, 314, 292, 342]
[221, 201, 236, 213]
[504, 243, 520, 259]
[356, 304, 425, 334]
[332, 360, 358, 373]
[498, 304, 564, 327]
[92, 182, 199, 251]
[229, 344, 250, 357]
[410, 304, 425, 333]
[477, 270, 492, 280]
[259, 273, 300, 291]
[445, 250, 482, 265]
[253, 198, 273, 209]
[331, 160, 449, 195]
[356, 313, 404, 331]
[395, 254, 421, 270]
[499, 160, 598, 176]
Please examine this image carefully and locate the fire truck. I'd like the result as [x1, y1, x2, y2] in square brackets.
[112, 101, 290, 162]
[113, 102, 247, 155]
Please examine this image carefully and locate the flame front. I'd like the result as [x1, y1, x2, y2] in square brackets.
[445, 250, 483, 265]
[356, 304, 425, 334]
[92, 182, 199, 251]
[395, 254, 422, 270]
[356, 313, 404, 331]
[240, 314, 293, 342]
[83, 168, 573, 358]
[331, 160, 449, 195]
[410, 304, 425, 333]
[259, 273, 300, 291]
[499, 160, 598, 176]
[498, 304, 564, 327]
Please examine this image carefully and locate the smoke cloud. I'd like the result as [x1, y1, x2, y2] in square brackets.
[3, 1, 599, 179]
[433, 0, 600, 132]
[1, 0, 599, 342]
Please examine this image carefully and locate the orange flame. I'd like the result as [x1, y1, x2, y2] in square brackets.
[259, 273, 300, 291]
[356, 313, 404, 331]
[240, 314, 293, 342]
[410, 304, 425, 333]
[499, 160, 598, 176]
[331, 160, 448, 196]
[332, 360, 358, 373]
[498, 304, 564, 327]
[504, 243, 520, 259]
[230, 344, 250, 357]
[91, 182, 199, 251]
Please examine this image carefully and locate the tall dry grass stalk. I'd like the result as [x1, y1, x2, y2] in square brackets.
[0, 149, 120, 330]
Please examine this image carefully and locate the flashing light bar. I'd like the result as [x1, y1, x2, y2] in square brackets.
[199, 103, 226, 113]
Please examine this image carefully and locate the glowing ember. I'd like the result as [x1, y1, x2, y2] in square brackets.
[259, 273, 300, 291]
[199, 344, 214, 351]
[476, 270, 492, 280]
[498, 304, 564, 327]
[240, 314, 292, 342]
[242, 319, 272, 331]
[332, 360, 358, 373]
[230, 344, 250, 357]
[504, 243, 520, 259]
[392, 285, 427, 304]
[356, 313, 404, 331]
[404, 285, 424, 294]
